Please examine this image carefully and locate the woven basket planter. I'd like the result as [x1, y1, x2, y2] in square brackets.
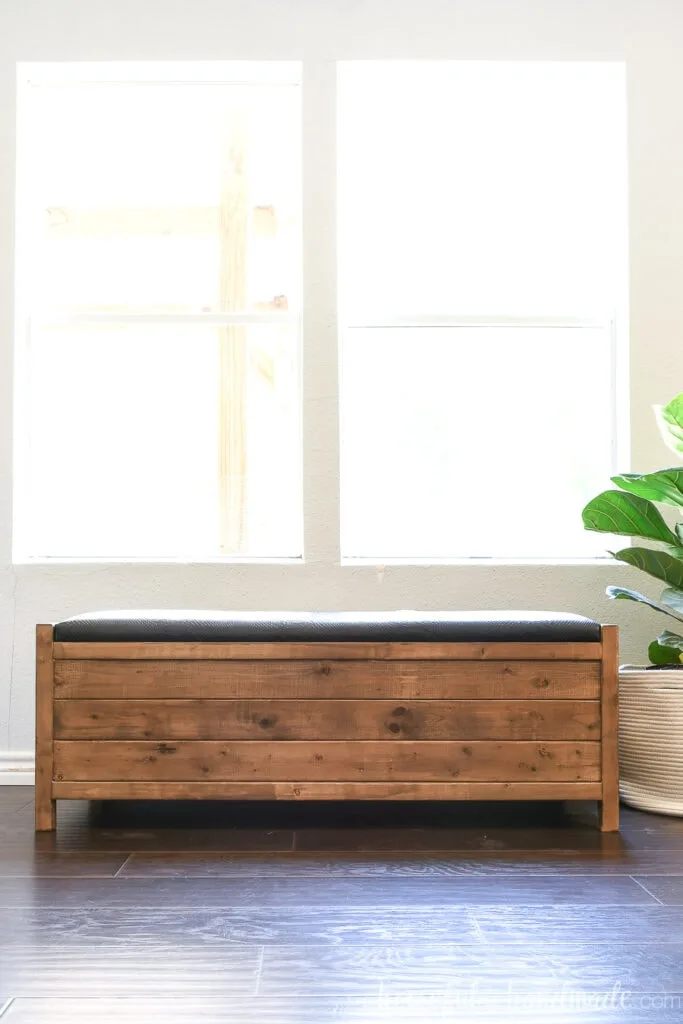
[619, 666, 683, 816]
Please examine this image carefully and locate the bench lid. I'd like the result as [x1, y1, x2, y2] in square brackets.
[53, 610, 601, 643]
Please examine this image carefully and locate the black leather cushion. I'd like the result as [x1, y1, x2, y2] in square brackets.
[53, 610, 601, 643]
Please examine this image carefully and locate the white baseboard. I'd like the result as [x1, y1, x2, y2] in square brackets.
[0, 751, 35, 785]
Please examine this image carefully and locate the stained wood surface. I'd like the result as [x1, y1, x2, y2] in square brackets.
[53, 659, 601, 699]
[53, 697, 601, 741]
[35, 625, 56, 831]
[0, 874, 652, 910]
[52, 780, 604, 801]
[52, 640, 603, 661]
[53, 739, 601, 783]
[4, 787, 683, 1022]
[116, 848, 683, 878]
[600, 624, 620, 832]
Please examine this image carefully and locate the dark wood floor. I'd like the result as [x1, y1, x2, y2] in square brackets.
[2, 790, 683, 1021]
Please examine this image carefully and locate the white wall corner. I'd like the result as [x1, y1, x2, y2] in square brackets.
[0, 750, 35, 784]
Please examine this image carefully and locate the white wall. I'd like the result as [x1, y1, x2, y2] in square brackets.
[2, 0, 683, 760]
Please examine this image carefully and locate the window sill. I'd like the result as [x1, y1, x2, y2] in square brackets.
[341, 556, 616, 568]
[13, 555, 305, 567]
[13, 555, 617, 568]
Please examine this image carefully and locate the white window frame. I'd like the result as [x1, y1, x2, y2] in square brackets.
[13, 60, 629, 565]
[336, 60, 629, 564]
[13, 61, 304, 563]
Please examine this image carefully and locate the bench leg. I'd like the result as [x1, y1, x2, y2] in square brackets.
[599, 625, 620, 832]
[599, 795, 620, 832]
[35, 797, 56, 832]
[35, 624, 56, 831]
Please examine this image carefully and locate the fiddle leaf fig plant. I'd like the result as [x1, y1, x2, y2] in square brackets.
[582, 391, 683, 665]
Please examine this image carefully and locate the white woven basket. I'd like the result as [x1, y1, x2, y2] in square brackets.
[619, 666, 683, 816]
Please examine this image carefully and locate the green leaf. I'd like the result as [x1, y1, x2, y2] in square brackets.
[612, 469, 683, 507]
[661, 588, 683, 616]
[649, 629, 683, 665]
[582, 491, 678, 545]
[656, 393, 683, 457]
[612, 547, 683, 589]
[657, 629, 683, 652]
[648, 639, 683, 665]
[606, 585, 683, 622]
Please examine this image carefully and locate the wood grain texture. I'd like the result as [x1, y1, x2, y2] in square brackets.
[53, 698, 601, 741]
[0, 874, 653, 910]
[0, 903, 481, 946]
[9, 776, 683, 1024]
[0, 997, 399, 1023]
[3, 900, 681, 946]
[43, 637, 608, 829]
[600, 624, 620, 832]
[0, 943, 260, 996]
[51, 780, 603, 801]
[629, 877, 683, 904]
[258, 941, 683, 996]
[53, 659, 601, 700]
[474, 904, 683, 944]
[53, 739, 601, 783]
[293, 825, 623, 853]
[52, 640, 603, 661]
[118, 848, 683, 878]
[2, 994, 677, 1023]
[0, 852, 131, 878]
[35, 625, 56, 831]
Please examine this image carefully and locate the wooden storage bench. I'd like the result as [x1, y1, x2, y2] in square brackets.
[35, 611, 619, 831]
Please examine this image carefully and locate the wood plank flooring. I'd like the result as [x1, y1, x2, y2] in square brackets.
[2, 790, 683, 1021]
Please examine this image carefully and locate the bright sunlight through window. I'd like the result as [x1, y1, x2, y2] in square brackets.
[15, 62, 302, 559]
[338, 62, 628, 560]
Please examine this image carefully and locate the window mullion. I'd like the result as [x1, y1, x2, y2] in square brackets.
[301, 61, 339, 567]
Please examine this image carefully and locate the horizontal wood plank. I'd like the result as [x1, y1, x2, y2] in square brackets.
[53, 660, 601, 700]
[53, 740, 601, 783]
[50, 780, 604, 801]
[53, 699, 601, 741]
[52, 641, 603, 661]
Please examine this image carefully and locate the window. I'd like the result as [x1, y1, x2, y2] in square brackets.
[16, 60, 627, 563]
[15, 62, 302, 559]
[339, 62, 627, 559]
